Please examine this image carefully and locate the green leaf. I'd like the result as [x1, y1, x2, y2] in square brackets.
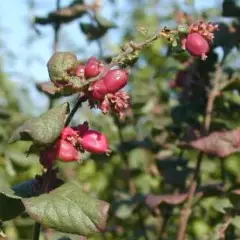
[231, 216, 240, 229]
[0, 180, 25, 221]
[115, 204, 134, 219]
[224, 92, 240, 105]
[9, 103, 69, 145]
[8, 151, 37, 169]
[22, 181, 110, 236]
[212, 198, 233, 213]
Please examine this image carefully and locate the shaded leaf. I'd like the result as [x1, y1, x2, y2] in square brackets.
[8, 151, 37, 169]
[112, 194, 144, 220]
[183, 128, 240, 158]
[145, 193, 189, 209]
[229, 189, 240, 209]
[80, 23, 107, 40]
[12, 179, 38, 198]
[95, 14, 117, 29]
[0, 109, 10, 119]
[145, 183, 224, 209]
[212, 198, 233, 214]
[22, 181, 110, 236]
[0, 181, 25, 221]
[156, 157, 191, 187]
[231, 216, 240, 229]
[9, 103, 69, 145]
[69, 0, 84, 7]
[35, 2, 87, 25]
[222, 0, 240, 17]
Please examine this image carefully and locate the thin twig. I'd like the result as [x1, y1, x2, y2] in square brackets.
[114, 117, 136, 195]
[65, 95, 88, 126]
[218, 215, 233, 239]
[53, 0, 61, 53]
[138, 210, 150, 240]
[220, 158, 226, 185]
[48, 0, 61, 109]
[33, 223, 41, 240]
[177, 65, 222, 240]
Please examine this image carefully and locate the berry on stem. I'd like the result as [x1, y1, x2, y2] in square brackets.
[85, 57, 104, 79]
[183, 33, 209, 60]
[61, 127, 78, 140]
[80, 130, 109, 154]
[103, 69, 128, 93]
[90, 79, 108, 100]
[55, 139, 81, 162]
[181, 21, 219, 60]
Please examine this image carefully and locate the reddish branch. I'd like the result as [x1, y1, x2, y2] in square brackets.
[177, 66, 222, 240]
[218, 215, 233, 239]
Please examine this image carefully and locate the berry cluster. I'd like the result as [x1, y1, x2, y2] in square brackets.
[40, 121, 110, 168]
[75, 57, 130, 118]
[181, 21, 219, 60]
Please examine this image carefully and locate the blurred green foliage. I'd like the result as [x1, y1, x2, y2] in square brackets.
[3, 0, 240, 239]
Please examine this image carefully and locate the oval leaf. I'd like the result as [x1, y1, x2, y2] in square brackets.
[22, 181, 110, 236]
[9, 103, 70, 145]
[183, 128, 240, 158]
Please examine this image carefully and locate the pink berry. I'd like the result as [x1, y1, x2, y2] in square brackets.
[90, 79, 108, 100]
[80, 130, 109, 154]
[55, 139, 81, 162]
[75, 64, 85, 77]
[184, 33, 209, 59]
[60, 127, 78, 140]
[103, 69, 128, 93]
[85, 57, 103, 78]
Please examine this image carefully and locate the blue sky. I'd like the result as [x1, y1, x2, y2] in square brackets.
[0, 0, 221, 113]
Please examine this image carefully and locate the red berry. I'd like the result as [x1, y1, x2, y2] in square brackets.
[90, 79, 108, 100]
[80, 130, 109, 154]
[103, 69, 128, 93]
[85, 57, 103, 78]
[184, 33, 209, 59]
[75, 64, 85, 77]
[60, 127, 78, 140]
[55, 139, 81, 162]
